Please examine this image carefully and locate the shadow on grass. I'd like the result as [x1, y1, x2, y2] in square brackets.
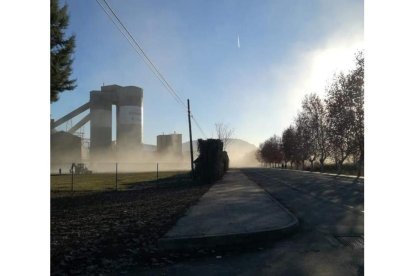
[50, 171, 199, 195]
[124, 172, 196, 190]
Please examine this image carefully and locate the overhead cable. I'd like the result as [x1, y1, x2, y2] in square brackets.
[96, 0, 207, 138]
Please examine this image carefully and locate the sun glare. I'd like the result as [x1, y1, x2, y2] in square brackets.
[308, 41, 364, 95]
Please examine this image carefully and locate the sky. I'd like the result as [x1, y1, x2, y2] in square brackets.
[51, 0, 364, 147]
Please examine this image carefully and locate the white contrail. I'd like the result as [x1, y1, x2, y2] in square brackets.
[237, 34, 240, 48]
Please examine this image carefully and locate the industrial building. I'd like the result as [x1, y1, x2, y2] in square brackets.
[51, 131, 82, 167]
[51, 85, 144, 162]
[157, 133, 182, 157]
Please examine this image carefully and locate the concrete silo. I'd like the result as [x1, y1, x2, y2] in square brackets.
[157, 133, 182, 157]
[51, 84, 144, 164]
[116, 86, 143, 157]
[89, 89, 113, 161]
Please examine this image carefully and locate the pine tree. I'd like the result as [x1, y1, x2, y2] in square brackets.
[51, 0, 76, 102]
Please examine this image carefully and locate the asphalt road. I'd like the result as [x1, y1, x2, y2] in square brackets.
[135, 168, 364, 276]
[243, 168, 363, 234]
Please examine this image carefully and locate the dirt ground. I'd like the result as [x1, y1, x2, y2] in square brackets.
[51, 177, 212, 275]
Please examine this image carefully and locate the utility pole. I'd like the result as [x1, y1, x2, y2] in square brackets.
[187, 99, 194, 178]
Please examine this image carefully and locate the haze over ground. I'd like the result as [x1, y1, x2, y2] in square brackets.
[51, 0, 363, 147]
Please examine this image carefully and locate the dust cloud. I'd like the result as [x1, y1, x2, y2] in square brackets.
[51, 138, 259, 174]
[224, 140, 260, 168]
[51, 144, 191, 174]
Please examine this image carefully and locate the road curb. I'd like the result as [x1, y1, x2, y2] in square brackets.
[158, 218, 298, 252]
[264, 167, 364, 181]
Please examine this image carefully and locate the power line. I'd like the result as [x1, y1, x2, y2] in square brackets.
[191, 114, 208, 138]
[96, 0, 207, 138]
[96, 0, 186, 109]
[102, 0, 187, 107]
[95, 0, 185, 110]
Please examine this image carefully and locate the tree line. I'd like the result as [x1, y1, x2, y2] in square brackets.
[256, 51, 364, 177]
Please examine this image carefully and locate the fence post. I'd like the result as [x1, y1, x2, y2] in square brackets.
[157, 163, 159, 181]
[115, 162, 118, 191]
[71, 167, 74, 193]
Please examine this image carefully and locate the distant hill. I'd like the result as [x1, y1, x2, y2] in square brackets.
[183, 138, 259, 167]
[182, 138, 255, 151]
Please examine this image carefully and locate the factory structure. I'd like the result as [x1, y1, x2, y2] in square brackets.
[51, 84, 184, 172]
[157, 133, 182, 157]
[51, 131, 82, 164]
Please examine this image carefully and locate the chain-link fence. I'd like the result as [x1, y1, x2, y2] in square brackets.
[51, 162, 190, 192]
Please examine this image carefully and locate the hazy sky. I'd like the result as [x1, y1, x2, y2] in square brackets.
[51, 0, 363, 146]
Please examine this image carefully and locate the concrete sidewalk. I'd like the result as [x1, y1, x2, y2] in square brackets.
[159, 170, 299, 251]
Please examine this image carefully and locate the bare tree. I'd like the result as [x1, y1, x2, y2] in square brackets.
[256, 51, 363, 176]
[324, 51, 364, 176]
[325, 72, 357, 174]
[257, 143, 267, 166]
[257, 135, 283, 167]
[282, 125, 296, 168]
[348, 51, 364, 177]
[215, 123, 235, 151]
[255, 148, 264, 166]
[300, 96, 317, 170]
[294, 112, 313, 170]
[269, 135, 284, 166]
[301, 93, 330, 171]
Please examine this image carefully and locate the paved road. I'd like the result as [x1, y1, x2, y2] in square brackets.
[135, 168, 364, 276]
[246, 168, 364, 211]
[242, 168, 363, 234]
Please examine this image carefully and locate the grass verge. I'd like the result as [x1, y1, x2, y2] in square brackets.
[51, 170, 188, 192]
